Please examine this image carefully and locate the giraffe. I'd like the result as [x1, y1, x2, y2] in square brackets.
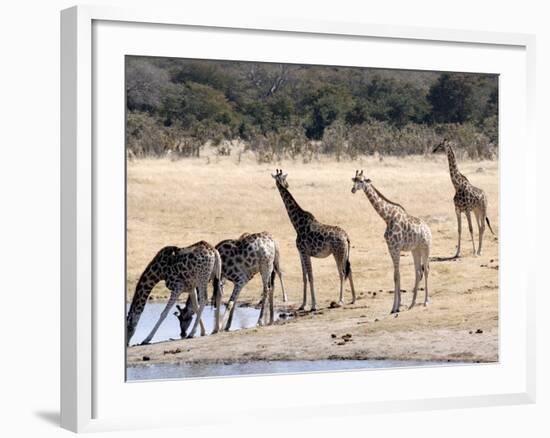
[433, 138, 495, 257]
[272, 169, 356, 311]
[214, 232, 287, 330]
[351, 170, 432, 313]
[126, 241, 222, 345]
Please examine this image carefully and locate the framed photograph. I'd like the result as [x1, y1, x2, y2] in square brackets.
[61, 5, 536, 432]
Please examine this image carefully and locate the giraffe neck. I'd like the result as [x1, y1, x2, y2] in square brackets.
[276, 183, 313, 232]
[362, 183, 404, 224]
[445, 146, 463, 189]
[126, 252, 168, 342]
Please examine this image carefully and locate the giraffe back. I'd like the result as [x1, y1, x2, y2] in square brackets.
[216, 232, 277, 284]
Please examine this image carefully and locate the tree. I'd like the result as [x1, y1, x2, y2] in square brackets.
[427, 73, 476, 123]
[303, 85, 353, 139]
[126, 59, 171, 113]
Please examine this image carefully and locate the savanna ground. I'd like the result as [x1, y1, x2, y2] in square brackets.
[126, 150, 498, 367]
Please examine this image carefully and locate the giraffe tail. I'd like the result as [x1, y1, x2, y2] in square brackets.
[344, 238, 352, 280]
[485, 217, 495, 235]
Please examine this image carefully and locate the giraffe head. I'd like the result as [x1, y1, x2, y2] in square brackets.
[351, 169, 371, 193]
[174, 304, 194, 338]
[272, 169, 289, 189]
[433, 138, 450, 153]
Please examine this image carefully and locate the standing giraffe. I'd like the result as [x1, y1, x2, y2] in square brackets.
[215, 232, 287, 330]
[126, 241, 222, 345]
[351, 170, 431, 313]
[272, 169, 356, 311]
[433, 138, 495, 257]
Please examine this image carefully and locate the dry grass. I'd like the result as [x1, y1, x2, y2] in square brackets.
[126, 151, 499, 364]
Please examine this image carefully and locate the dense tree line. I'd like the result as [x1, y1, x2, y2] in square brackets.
[126, 56, 498, 160]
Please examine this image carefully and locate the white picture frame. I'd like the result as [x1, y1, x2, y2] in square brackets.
[60, 4, 536, 433]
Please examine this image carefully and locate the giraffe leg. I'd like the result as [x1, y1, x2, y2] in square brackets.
[298, 252, 308, 310]
[222, 282, 244, 331]
[338, 267, 345, 306]
[409, 249, 422, 310]
[475, 208, 486, 256]
[422, 249, 430, 306]
[141, 290, 180, 345]
[187, 286, 206, 338]
[465, 211, 476, 255]
[348, 267, 357, 305]
[389, 248, 401, 314]
[269, 276, 275, 325]
[333, 252, 345, 305]
[277, 270, 288, 303]
[212, 282, 223, 335]
[303, 255, 316, 311]
[455, 208, 462, 258]
[196, 287, 207, 337]
[257, 283, 269, 327]
[257, 262, 274, 326]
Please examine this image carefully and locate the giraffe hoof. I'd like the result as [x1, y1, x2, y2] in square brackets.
[140, 341, 151, 346]
[186, 334, 195, 339]
[409, 304, 416, 310]
[298, 305, 305, 311]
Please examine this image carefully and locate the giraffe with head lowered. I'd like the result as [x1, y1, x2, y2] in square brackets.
[272, 169, 356, 311]
[126, 241, 222, 345]
[351, 170, 432, 313]
[213, 232, 287, 330]
[433, 138, 495, 257]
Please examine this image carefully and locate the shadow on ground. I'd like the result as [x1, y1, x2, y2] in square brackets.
[34, 411, 59, 427]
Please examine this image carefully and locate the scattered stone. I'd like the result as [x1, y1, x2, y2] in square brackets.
[337, 341, 346, 346]
[329, 301, 342, 309]
[374, 318, 379, 322]
[331, 334, 337, 339]
[360, 314, 367, 318]
[142, 356, 150, 361]
[394, 313, 399, 318]
[360, 292, 364, 296]
[345, 333, 352, 338]
[490, 259, 495, 263]
[372, 292, 377, 297]
[476, 167, 486, 173]
[475, 329, 483, 334]
[469, 331, 473, 334]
